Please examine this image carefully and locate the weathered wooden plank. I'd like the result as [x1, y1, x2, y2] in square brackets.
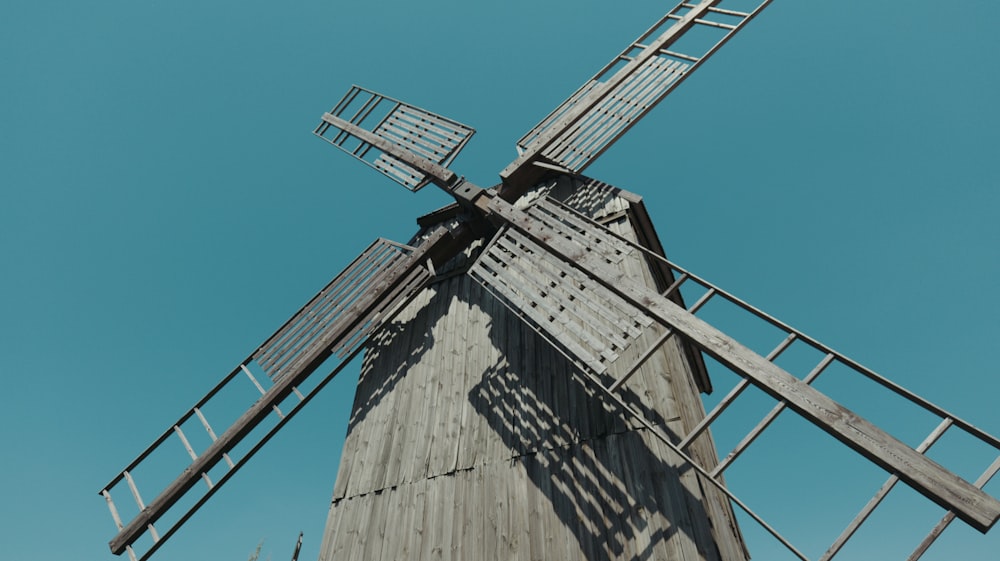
[323, 498, 351, 561]
[405, 480, 429, 560]
[381, 115, 453, 151]
[333, 264, 431, 358]
[392, 106, 472, 142]
[362, 490, 389, 561]
[265, 246, 419, 381]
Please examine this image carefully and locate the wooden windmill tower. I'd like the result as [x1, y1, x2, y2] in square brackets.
[99, 2, 1000, 560]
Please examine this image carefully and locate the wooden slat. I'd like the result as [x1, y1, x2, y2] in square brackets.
[256, 239, 402, 376]
[374, 155, 422, 189]
[470, 241, 605, 371]
[374, 122, 442, 161]
[392, 106, 473, 141]
[333, 265, 432, 358]
[472, 228, 664, 374]
[543, 59, 688, 170]
[527, 199, 635, 265]
[384, 112, 460, 148]
[487, 232, 635, 350]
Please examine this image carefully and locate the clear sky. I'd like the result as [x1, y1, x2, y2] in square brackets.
[1, 1, 998, 560]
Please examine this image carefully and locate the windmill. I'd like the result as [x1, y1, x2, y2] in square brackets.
[98, 1, 1000, 560]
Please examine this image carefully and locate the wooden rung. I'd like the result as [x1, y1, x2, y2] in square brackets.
[173, 426, 198, 462]
[680, 378, 751, 451]
[240, 364, 268, 395]
[660, 49, 701, 63]
[123, 471, 146, 510]
[688, 287, 716, 313]
[707, 6, 751, 18]
[660, 272, 689, 299]
[192, 407, 235, 468]
[102, 490, 126, 530]
[148, 523, 160, 543]
[192, 407, 218, 441]
[767, 333, 798, 362]
[694, 18, 737, 30]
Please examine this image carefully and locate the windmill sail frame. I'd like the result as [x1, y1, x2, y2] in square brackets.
[470, 192, 1000, 556]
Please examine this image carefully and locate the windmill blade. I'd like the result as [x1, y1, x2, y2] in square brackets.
[315, 85, 475, 192]
[469, 193, 1000, 554]
[99, 229, 461, 561]
[500, 0, 771, 192]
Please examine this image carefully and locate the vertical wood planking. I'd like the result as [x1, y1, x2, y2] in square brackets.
[319, 182, 751, 560]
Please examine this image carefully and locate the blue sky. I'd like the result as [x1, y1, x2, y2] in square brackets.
[1, 1, 998, 560]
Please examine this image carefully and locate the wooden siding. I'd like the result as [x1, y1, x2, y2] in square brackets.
[319, 177, 747, 561]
